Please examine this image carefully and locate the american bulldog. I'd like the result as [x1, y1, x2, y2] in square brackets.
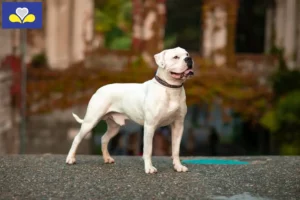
[66, 47, 194, 174]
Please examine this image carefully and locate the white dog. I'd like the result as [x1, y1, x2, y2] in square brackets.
[66, 47, 194, 174]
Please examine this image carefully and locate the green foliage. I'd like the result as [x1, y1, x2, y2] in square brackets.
[260, 91, 300, 155]
[271, 69, 300, 99]
[108, 36, 131, 50]
[260, 109, 278, 133]
[270, 46, 300, 98]
[105, 27, 131, 50]
[260, 90, 300, 134]
[164, 34, 177, 49]
[280, 143, 300, 155]
[131, 55, 145, 68]
[94, 9, 114, 32]
[31, 52, 47, 68]
[276, 91, 300, 128]
[262, 47, 300, 154]
[94, 0, 132, 50]
[269, 47, 287, 69]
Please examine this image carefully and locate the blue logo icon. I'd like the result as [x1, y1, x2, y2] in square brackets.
[1, 2, 42, 29]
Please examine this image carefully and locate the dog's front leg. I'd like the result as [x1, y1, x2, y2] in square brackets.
[143, 124, 157, 174]
[171, 120, 188, 172]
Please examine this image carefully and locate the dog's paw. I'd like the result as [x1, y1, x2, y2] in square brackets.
[104, 156, 115, 164]
[145, 165, 158, 174]
[174, 164, 188, 172]
[66, 156, 76, 165]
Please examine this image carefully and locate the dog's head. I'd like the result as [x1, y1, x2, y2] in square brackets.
[154, 47, 194, 82]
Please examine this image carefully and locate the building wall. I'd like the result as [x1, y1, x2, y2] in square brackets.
[26, 106, 91, 154]
[1, 0, 94, 69]
[0, 3, 13, 60]
[266, 0, 300, 69]
[45, 0, 94, 69]
[0, 68, 15, 154]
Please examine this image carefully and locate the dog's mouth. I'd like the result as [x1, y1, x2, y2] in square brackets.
[170, 69, 194, 79]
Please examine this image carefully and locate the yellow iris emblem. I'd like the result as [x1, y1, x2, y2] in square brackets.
[9, 8, 35, 23]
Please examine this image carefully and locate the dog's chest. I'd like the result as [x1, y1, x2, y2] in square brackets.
[144, 84, 185, 126]
[156, 99, 181, 126]
[165, 100, 180, 114]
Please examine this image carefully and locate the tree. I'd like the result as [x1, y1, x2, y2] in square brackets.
[94, 0, 132, 50]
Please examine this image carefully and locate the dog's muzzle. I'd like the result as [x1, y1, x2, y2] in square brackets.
[184, 57, 194, 76]
[184, 57, 193, 69]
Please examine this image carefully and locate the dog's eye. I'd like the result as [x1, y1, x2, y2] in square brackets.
[173, 56, 179, 59]
[186, 53, 189, 56]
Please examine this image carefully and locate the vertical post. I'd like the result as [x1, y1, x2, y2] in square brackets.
[20, 29, 27, 154]
[284, 0, 297, 69]
[226, 0, 239, 68]
[297, 0, 300, 68]
[275, 0, 285, 49]
[264, 4, 274, 54]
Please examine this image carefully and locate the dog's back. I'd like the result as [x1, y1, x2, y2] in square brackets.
[94, 81, 149, 99]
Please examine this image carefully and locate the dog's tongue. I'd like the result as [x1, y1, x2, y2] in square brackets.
[184, 69, 194, 76]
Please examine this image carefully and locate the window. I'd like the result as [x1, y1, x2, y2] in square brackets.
[164, 0, 202, 51]
[235, 0, 266, 53]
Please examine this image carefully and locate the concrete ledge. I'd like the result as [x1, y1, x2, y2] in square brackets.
[0, 155, 299, 200]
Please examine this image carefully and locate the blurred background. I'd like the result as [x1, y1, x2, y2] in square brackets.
[0, 0, 300, 157]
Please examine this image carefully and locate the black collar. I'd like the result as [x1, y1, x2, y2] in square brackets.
[154, 75, 183, 88]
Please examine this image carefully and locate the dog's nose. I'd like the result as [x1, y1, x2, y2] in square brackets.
[184, 57, 192, 62]
[184, 57, 193, 68]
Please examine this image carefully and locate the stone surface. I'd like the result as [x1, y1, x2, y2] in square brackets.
[0, 155, 299, 200]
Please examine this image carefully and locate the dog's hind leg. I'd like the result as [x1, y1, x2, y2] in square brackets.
[66, 120, 97, 164]
[101, 118, 120, 163]
[66, 100, 109, 164]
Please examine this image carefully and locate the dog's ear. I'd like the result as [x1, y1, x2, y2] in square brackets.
[154, 50, 166, 68]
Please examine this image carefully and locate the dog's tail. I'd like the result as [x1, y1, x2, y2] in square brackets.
[72, 113, 84, 124]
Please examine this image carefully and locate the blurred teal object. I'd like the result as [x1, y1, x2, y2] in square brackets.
[182, 159, 249, 165]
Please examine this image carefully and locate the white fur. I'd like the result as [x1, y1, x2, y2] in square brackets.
[66, 47, 193, 174]
[72, 113, 83, 123]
